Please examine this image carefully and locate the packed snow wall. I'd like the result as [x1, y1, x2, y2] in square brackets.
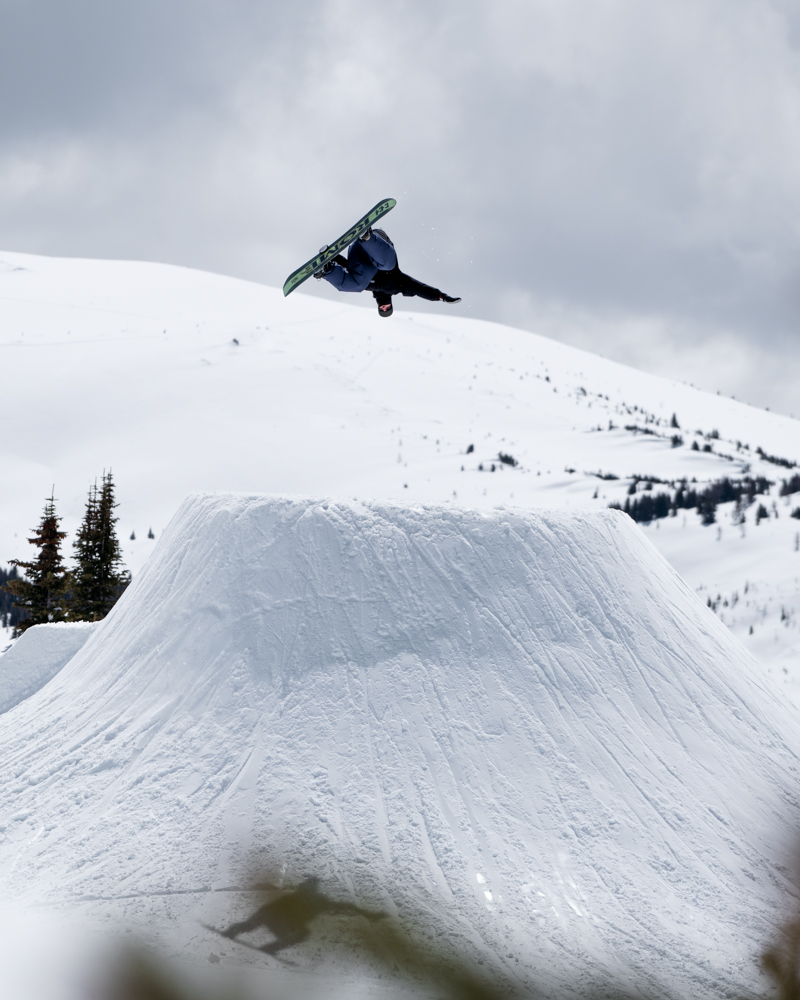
[0, 493, 798, 999]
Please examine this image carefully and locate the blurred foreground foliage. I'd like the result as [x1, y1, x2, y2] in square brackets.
[762, 916, 800, 1000]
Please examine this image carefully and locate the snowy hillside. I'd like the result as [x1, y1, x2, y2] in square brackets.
[1, 493, 798, 999]
[2, 251, 800, 699]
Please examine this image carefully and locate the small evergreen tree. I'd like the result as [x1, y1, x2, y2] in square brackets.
[2, 492, 69, 635]
[70, 472, 131, 621]
[699, 497, 717, 525]
[0, 565, 23, 631]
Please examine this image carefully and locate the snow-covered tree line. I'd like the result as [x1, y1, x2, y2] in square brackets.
[1, 472, 130, 635]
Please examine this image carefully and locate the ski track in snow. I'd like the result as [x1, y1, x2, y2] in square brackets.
[0, 494, 798, 999]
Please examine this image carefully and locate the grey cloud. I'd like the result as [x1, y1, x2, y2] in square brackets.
[2, 0, 800, 412]
[0, 0, 312, 136]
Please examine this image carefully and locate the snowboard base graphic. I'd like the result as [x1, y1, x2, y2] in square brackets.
[282, 198, 396, 296]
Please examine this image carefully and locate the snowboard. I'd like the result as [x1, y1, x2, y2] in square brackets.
[282, 198, 396, 296]
[200, 922, 298, 965]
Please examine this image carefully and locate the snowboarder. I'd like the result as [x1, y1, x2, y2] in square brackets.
[314, 228, 460, 318]
[218, 876, 385, 956]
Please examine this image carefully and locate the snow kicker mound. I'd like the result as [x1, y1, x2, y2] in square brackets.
[0, 494, 798, 998]
[0, 621, 98, 715]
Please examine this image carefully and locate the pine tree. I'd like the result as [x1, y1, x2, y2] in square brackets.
[70, 479, 99, 619]
[2, 492, 69, 635]
[70, 472, 131, 621]
[0, 565, 22, 631]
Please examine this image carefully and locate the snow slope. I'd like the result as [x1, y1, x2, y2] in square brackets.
[1, 493, 798, 998]
[2, 251, 800, 696]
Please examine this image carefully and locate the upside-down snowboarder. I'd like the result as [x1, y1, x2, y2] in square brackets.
[314, 228, 461, 318]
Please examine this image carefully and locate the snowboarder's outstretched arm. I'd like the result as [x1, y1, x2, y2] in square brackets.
[324, 900, 387, 920]
[323, 231, 397, 293]
[394, 273, 451, 302]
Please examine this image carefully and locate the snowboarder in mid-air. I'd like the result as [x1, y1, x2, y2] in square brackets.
[314, 228, 461, 318]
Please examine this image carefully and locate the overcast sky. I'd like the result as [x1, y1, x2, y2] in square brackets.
[2, 0, 800, 414]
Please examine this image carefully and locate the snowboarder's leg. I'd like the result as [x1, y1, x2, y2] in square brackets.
[359, 230, 397, 270]
[220, 904, 270, 939]
[321, 235, 397, 293]
[323, 259, 376, 292]
[313, 253, 348, 280]
[260, 927, 310, 955]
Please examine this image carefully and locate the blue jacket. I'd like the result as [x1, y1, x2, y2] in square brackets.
[323, 232, 398, 292]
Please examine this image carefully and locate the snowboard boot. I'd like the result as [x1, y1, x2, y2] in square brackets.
[440, 293, 461, 303]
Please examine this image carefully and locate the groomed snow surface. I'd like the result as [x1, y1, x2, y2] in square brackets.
[1, 493, 799, 999]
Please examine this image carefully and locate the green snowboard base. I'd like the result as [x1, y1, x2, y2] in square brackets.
[282, 198, 396, 296]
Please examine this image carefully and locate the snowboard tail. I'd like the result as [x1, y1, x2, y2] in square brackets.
[282, 198, 397, 296]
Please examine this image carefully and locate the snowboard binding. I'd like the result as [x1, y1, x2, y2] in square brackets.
[313, 246, 334, 279]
